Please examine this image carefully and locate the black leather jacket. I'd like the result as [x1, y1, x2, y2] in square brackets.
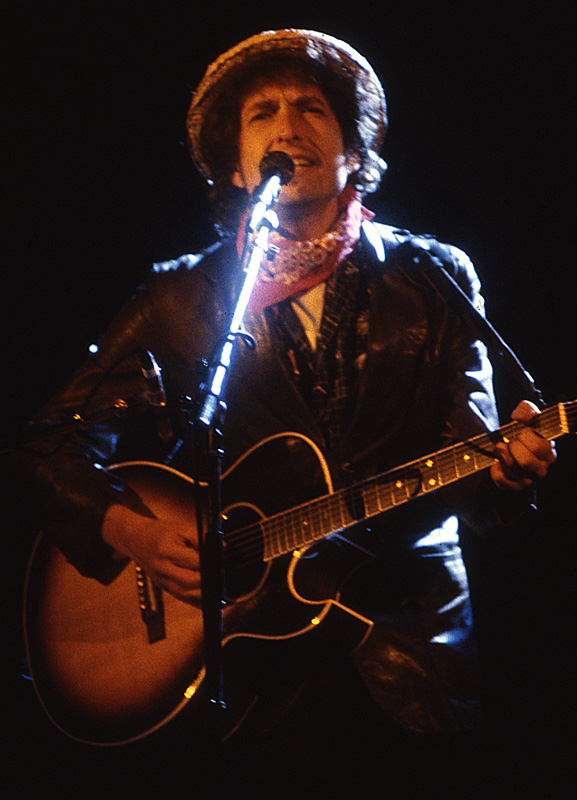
[20, 221, 526, 732]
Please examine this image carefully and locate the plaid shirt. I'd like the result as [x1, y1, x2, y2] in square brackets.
[269, 257, 370, 454]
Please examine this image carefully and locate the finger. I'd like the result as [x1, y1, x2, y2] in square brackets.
[169, 565, 203, 593]
[163, 582, 203, 606]
[515, 428, 557, 464]
[164, 543, 201, 571]
[494, 441, 537, 483]
[494, 441, 516, 471]
[154, 562, 203, 602]
[508, 441, 549, 480]
[490, 461, 533, 491]
[511, 399, 541, 422]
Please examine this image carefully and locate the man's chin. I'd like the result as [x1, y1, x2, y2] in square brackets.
[277, 185, 328, 208]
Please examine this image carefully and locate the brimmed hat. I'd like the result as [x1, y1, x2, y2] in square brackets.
[187, 29, 387, 184]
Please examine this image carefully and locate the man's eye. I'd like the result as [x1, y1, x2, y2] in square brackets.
[249, 112, 270, 123]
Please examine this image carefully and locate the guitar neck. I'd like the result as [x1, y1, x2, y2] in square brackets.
[261, 401, 575, 561]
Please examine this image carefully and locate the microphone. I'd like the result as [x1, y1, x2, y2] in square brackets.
[258, 151, 295, 187]
[251, 151, 295, 205]
[140, 350, 173, 442]
[246, 152, 295, 236]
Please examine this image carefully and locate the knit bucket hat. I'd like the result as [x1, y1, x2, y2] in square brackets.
[186, 29, 387, 187]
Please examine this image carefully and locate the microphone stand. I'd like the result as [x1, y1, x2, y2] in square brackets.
[4, 152, 295, 739]
[184, 158, 292, 717]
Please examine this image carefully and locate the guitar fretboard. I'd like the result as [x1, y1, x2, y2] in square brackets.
[259, 401, 574, 561]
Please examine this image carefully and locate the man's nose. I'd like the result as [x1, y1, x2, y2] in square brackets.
[274, 104, 302, 142]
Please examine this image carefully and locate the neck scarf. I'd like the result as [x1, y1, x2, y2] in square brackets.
[238, 184, 373, 313]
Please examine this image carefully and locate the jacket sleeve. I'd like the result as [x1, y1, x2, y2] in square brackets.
[15, 280, 161, 581]
[419, 237, 536, 533]
[14, 253, 220, 582]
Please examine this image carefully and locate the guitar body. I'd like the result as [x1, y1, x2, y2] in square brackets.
[24, 528, 206, 745]
[23, 433, 375, 745]
[24, 401, 572, 744]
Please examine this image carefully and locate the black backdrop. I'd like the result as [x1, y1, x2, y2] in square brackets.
[3, 2, 576, 797]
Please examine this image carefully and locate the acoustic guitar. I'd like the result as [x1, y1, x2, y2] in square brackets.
[23, 402, 574, 744]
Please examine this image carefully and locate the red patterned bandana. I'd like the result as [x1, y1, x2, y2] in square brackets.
[239, 184, 373, 313]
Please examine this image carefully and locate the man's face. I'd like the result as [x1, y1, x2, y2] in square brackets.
[232, 77, 357, 217]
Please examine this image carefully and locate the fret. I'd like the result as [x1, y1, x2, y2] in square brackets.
[259, 400, 574, 564]
[438, 450, 457, 486]
[314, 495, 337, 541]
[262, 518, 285, 560]
[286, 508, 313, 551]
[284, 510, 300, 552]
[542, 407, 561, 438]
[279, 513, 293, 554]
[347, 486, 366, 523]
[540, 404, 563, 438]
[468, 441, 483, 472]
[468, 437, 490, 472]
[262, 520, 279, 561]
[336, 491, 356, 530]
[453, 443, 477, 478]
[315, 493, 345, 538]
[389, 468, 413, 505]
[304, 501, 328, 544]
[362, 479, 384, 516]
[419, 455, 442, 492]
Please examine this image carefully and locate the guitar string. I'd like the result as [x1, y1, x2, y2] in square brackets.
[224, 404, 567, 567]
[224, 404, 568, 569]
[224, 445, 470, 568]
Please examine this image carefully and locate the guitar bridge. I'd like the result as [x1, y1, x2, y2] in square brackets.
[135, 564, 166, 644]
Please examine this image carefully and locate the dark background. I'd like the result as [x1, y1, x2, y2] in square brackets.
[2, 2, 576, 797]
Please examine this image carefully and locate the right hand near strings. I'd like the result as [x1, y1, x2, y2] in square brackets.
[102, 504, 202, 605]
